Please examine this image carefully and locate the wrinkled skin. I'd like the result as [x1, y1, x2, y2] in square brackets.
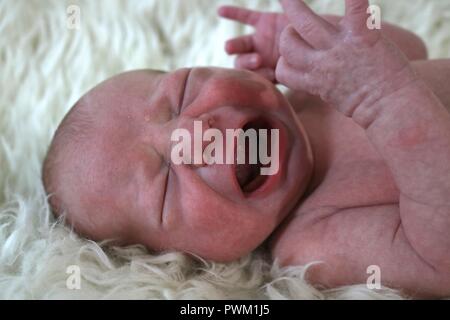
[274, 0, 414, 123]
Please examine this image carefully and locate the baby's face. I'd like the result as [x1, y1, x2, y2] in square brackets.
[69, 67, 313, 262]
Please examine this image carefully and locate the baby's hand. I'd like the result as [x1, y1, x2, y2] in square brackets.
[218, 6, 288, 82]
[276, 0, 416, 118]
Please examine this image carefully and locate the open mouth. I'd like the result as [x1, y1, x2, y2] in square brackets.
[235, 118, 272, 195]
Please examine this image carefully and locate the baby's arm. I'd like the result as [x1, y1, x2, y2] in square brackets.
[411, 60, 450, 111]
[276, 0, 450, 283]
[219, 6, 428, 82]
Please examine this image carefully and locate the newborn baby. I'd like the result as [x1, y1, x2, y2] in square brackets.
[43, 0, 450, 297]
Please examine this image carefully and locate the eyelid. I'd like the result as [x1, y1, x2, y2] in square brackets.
[143, 145, 170, 227]
[160, 168, 170, 226]
[178, 69, 192, 114]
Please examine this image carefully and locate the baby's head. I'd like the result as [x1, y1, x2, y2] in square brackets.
[42, 67, 313, 262]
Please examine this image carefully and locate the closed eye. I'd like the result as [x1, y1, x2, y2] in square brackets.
[178, 69, 192, 114]
[159, 163, 171, 226]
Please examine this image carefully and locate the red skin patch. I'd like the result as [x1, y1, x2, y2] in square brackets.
[393, 124, 429, 149]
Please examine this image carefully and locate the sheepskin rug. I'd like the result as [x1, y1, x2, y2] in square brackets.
[1, 0, 449, 300]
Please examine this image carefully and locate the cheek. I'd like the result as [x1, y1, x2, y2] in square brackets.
[171, 166, 280, 256]
[184, 190, 242, 232]
[182, 196, 272, 261]
[178, 171, 280, 237]
[173, 166, 243, 231]
[184, 191, 273, 245]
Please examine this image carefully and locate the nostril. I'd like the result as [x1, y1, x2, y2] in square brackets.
[207, 117, 215, 128]
[190, 116, 217, 168]
[199, 114, 215, 130]
[197, 114, 215, 129]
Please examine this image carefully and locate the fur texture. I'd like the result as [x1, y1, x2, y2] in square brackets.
[1, 0, 449, 299]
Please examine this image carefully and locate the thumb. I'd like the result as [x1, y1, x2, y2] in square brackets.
[344, 0, 370, 31]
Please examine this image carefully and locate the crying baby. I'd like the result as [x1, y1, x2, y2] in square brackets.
[43, 0, 450, 298]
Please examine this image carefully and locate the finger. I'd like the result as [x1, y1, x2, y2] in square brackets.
[281, 0, 337, 49]
[276, 57, 313, 92]
[218, 6, 259, 26]
[344, 0, 370, 31]
[279, 26, 313, 69]
[225, 35, 254, 55]
[234, 53, 262, 70]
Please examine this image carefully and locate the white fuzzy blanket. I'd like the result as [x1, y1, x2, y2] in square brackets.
[1, 0, 449, 300]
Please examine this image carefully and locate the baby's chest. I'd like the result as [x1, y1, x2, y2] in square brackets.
[297, 105, 400, 216]
[269, 103, 402, 266]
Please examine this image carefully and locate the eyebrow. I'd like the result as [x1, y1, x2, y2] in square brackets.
[134, 145, 170, 228]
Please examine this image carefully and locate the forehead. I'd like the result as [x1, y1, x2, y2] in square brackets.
[87, 69, 190, 121]
[83, 66, 276, 150]
[86, 67, 272, 114]
[77, 70, 174, 195]
[87, 70, 166, 112]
